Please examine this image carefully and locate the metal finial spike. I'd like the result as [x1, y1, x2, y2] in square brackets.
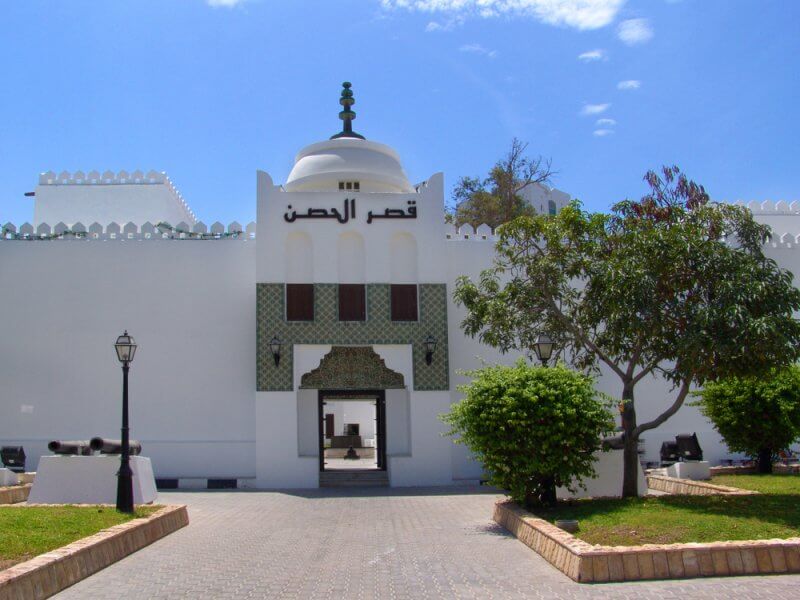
[331, 81, 365, 140]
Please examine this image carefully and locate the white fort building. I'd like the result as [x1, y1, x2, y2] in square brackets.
[1, 83, 798, 490]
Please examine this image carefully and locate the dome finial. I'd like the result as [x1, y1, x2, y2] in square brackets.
[331, 81, 366, 140]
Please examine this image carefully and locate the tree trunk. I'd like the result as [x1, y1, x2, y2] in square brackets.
[757, 448, 773, 474]
[621, 381, 640, 497]
[539, 475, 557, 507]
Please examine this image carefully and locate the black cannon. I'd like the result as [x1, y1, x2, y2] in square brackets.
[602, 434, 626, 450]
[48, 440, 93, 455]
[90, 437, 142, 456]
[660, 441, 680, 466]
[1, 446, 26, 473]
[675, 433, 703, 461]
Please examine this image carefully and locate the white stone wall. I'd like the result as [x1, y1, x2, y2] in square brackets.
[0, 239, 256, 479]
[520, 182, 570, 215]
[256, 170, 448, 284]
[33, 170, 196, 228]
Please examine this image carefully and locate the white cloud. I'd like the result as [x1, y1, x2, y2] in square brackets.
[617, 79, 641, 90]
[578, 49, 607, 62]
[617, 18, 653, 45]
[459, 43, 498, 58]
[596, 118, 616, 126]
[380, 0, 626, 31]
[581, 102, 610, 116]
[593, 129, 614, 136]
[425, 14, 465, 31]
[207, 0, 245, 7]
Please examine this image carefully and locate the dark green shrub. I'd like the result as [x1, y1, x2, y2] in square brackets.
[693, 366, 800, 473]
[442, 361, 614, 509]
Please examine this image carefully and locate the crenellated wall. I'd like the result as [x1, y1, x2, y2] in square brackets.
[33, 170, 196, 228]
[3, 195, 800, 483]
[2, 221, 256, 240]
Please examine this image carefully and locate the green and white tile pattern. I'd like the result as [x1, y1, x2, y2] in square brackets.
[256, 283, 449, 391]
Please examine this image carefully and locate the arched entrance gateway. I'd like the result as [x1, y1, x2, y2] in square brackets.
[300, 346, 405, 483]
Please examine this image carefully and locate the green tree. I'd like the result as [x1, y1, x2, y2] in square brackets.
[450, 138, 553, 229]
[442, 361, 614, 509]
[693, 367, 800, 473]
[454, 166, 800, 497]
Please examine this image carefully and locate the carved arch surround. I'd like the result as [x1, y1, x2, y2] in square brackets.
[300, 346, 405, 390]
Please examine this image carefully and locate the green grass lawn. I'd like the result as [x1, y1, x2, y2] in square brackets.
[712, 473, 800, 494]
[533, 474, 800, 546]
[0, 506, 158, 571]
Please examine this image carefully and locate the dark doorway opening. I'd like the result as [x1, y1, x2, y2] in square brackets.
[318, 390, 386, 472]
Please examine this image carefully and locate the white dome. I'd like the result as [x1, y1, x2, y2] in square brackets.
[284, 138, 413, 193]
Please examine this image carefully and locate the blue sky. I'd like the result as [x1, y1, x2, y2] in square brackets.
[1, 0, 798, 225]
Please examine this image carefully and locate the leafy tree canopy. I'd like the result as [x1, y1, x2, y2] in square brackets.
[454, 166, 800, 496]
[442, 361, 614, 509]
[693, 366, 800, 473]
[449, 138, 553, 229]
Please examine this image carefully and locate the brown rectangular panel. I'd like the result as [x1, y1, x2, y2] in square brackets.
[391, 284, 418, 321]
[338, 284, 366, 321]
[286, 284, 314, 321]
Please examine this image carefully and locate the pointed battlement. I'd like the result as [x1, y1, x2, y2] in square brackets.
[33, 169, 196, 227]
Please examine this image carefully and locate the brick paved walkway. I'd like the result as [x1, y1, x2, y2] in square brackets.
[54, 487, 800, 599]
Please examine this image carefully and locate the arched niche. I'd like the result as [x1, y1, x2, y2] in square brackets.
[390, 232, 418, 283]
[337, 231, 365, 283]
[285, 231, 313, 283]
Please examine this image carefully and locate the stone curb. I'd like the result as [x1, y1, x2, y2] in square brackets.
[0, 485, 31, 505]
[0, 504, 189, 600]
[646, 475, 758, 496]
[493, 500, 800, 583]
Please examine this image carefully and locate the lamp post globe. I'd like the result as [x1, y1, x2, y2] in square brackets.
[532, 333, 554, 367]
[114, 330, 137, 514]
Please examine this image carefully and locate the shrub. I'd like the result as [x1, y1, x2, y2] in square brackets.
[442, 361, 614, 509]
[693, 366, 800, 473]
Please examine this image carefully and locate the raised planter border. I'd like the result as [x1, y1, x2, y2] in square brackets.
[0, 485, 31, 505]
[0, 504, 189, 600]
[646, 475, 758, 496]
[494, 500, 800, 583]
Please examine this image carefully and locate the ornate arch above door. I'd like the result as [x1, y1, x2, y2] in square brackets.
[300, 346, 405, 390]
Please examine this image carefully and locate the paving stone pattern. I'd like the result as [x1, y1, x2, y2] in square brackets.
[54, 488, 800, 599]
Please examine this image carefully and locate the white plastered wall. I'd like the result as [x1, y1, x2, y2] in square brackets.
[0, 240, 256, 479]
[256, 171, 448, 284]
[34, 180, 196, 228]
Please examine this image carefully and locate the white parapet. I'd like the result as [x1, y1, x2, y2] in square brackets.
[0, 468, 19, 487]
[557, 449, 648, 499]
[27, 455, 158, 504]
[33, 169, 196, 228]
[667, 461, 711, 481]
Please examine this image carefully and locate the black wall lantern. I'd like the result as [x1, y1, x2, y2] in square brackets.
[532, 333, 554, 367]
[269, 336, 283, 367]
[424, 335, 437, 365]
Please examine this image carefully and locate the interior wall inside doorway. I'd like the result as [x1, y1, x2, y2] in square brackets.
[324, 400, 376, 442]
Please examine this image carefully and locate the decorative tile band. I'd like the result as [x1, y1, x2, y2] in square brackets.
[0, 504, 189, 600]
[493, 500, 800, 583]
[256, 283, 449, 391]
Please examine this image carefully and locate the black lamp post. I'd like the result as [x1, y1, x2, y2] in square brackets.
[532, 333, 554, 367]
[269, 336, 282, 367]
[424, 335, 437, 365]
[114, 330, 137, 514]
